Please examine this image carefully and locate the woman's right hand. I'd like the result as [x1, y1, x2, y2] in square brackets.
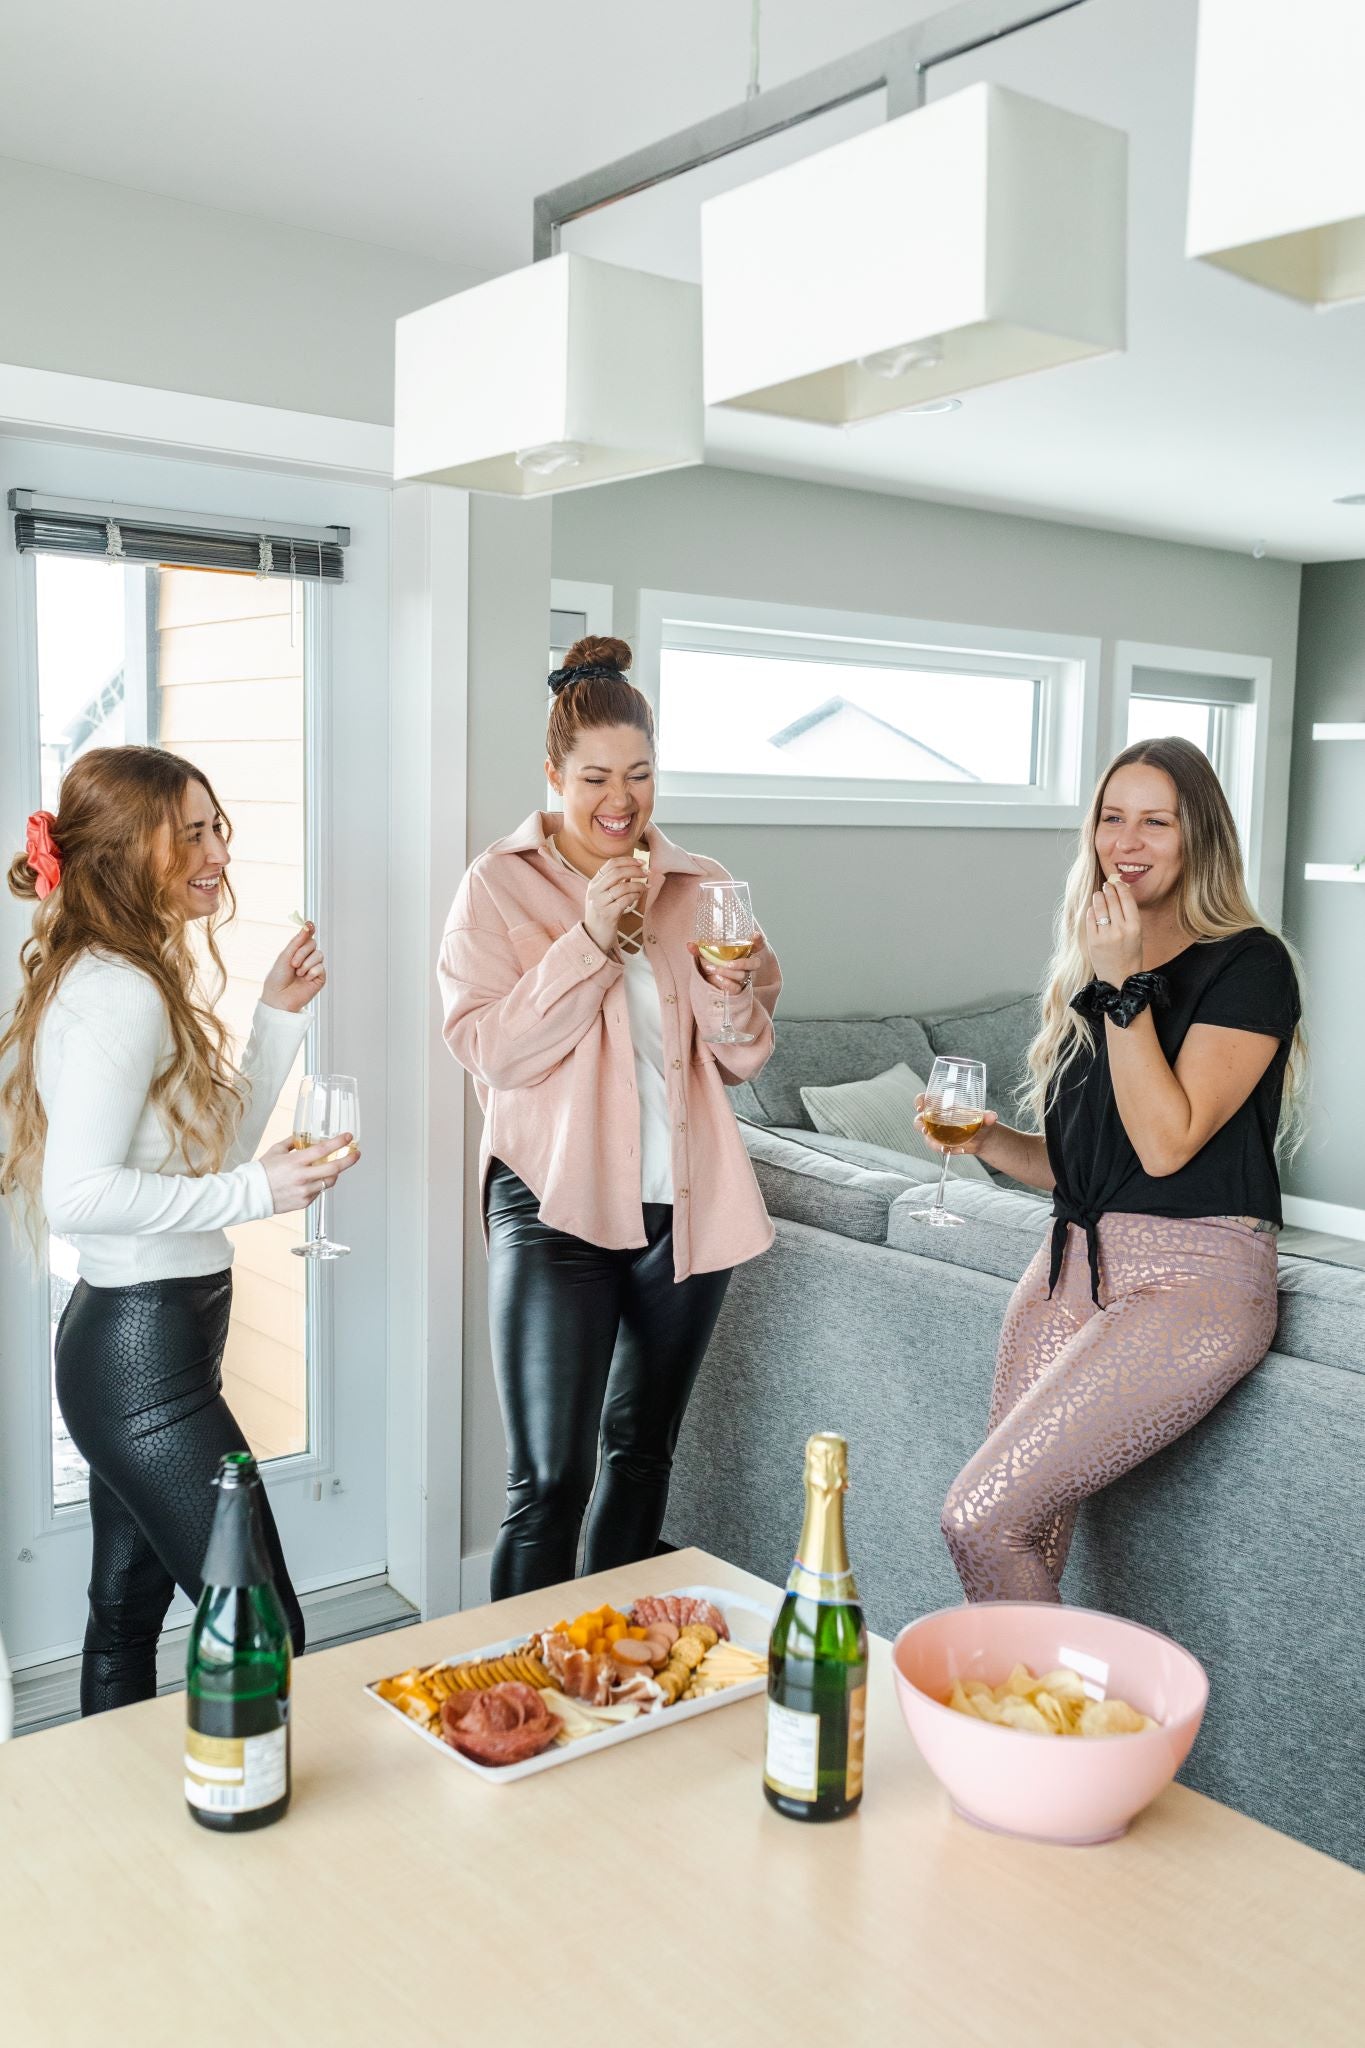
[914, 1094, 1000, 1158]
[583, 857, 647, 955]
[260, 1134, 361, 1215]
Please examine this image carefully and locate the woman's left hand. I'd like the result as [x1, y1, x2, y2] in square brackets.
[261, 922, 327, 1012]
[1087, 874, 1144, 986]
[688, 926, 768, 996]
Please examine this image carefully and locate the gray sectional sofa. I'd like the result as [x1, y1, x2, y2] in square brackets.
[663, 996, 1365, 1869]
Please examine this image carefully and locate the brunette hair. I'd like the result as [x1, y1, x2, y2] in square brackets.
[1023, 736, 1307, 1155]
[1, 746, 245, 1239]
[546, 636, 655, 771]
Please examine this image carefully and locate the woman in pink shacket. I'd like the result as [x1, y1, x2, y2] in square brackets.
[439, 636, 780, 1597]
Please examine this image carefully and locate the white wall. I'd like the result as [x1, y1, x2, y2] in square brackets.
[0, 156, 479, 422]
[551, 466, 1303, 1018]
[460, 497, 554, 1567]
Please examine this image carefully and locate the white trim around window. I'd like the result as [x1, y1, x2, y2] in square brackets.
[1113, 641, 1271, 893]
[635, 589, 1101, 829]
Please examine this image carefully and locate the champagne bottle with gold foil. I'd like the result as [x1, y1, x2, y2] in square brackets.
[764, 1433, 868, 1822]
[184, 1453, 292, 1832]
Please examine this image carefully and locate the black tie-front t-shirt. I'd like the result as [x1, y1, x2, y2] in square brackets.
[1044, 929, 1301, 1295]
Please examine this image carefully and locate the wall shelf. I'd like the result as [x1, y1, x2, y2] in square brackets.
[1304, 864, 1365, 883]
[1312, 723, 1365, 740]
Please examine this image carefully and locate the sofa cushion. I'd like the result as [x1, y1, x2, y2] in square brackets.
[886, 1177, 1052, 1281]
[741, 1124, 919, 1245]
[769, 1127, 942, 1183]
[742, 1014, 937, 1129]
[1272, 1255, 1365, 1377]
[799, 1063, 991, 1181]
[920, 991, 1038, 1122]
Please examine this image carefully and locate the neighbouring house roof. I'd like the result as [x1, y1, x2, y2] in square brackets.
[768, 695, 979, 780]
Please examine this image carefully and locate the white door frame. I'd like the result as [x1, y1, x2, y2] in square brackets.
[0, 368, 465, 1655]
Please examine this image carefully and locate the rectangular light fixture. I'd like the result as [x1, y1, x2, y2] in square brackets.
[1187, 0, 1365, 307]
[700, 82, 1127, 425]
[394, 253, 704, 495]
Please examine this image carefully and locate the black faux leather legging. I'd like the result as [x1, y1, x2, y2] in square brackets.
[485, 1161, 732, 1598]
[54, 1270, 305, 1716]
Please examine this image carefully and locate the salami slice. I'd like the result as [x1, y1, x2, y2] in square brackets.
[440, 1682, 559, 1765]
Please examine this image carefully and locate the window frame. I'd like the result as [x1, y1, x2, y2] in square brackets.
[1114, 640, 1270, 887]
[636, 589, 1101, 829]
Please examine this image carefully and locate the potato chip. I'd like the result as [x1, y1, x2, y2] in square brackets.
[944, 1662, 1154, 1738]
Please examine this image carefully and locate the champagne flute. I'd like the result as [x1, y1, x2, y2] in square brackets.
[695, 880, 757, 1046]
[290, 1074, 359, 1260]
[911, 1056, 986, 1229]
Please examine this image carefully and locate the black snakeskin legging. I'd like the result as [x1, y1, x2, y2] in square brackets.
[54, 1270, 305, 1715]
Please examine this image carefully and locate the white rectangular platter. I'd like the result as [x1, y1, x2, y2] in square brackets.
[365, 1583, 774, 1783]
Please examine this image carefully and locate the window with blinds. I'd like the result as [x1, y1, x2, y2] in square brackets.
[10, 491, 347, 582]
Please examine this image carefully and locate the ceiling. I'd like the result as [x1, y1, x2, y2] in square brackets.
[3, 0, 1364, 561]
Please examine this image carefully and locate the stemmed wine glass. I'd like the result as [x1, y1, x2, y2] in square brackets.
[911, 1055, 986, 1229]
[290, 1074, 359, 1260]
[694, 881, 757, 1046]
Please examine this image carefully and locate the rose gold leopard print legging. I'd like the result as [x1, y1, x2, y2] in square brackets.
[941, 1214, 1279, 1603]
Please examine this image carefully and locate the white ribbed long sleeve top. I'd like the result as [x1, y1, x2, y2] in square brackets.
[35, 951, 309, 1287]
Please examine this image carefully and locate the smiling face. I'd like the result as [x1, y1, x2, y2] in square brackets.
[1094, 762, 1183, 912]
[546, 723, 656, 874]
[163, 777, 231, 921]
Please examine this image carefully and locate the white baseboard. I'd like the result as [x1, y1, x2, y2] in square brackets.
[460, 1552, 493, 1611]
[1282, 1196, 1365, 1242]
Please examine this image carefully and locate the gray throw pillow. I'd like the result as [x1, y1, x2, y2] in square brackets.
[799, 1063, 990, 1181]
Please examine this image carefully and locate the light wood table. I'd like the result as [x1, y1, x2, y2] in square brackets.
[1, 1548, 1360, 2045]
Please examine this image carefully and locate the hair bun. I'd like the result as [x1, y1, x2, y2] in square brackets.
[547, 633, 634, 697]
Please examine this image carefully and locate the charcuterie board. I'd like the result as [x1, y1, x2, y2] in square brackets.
[365, 1583, 773, 1783]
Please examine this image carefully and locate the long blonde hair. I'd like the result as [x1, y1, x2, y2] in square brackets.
[1023, 736, 1308, 1156]
[1, 747, 245, 1239]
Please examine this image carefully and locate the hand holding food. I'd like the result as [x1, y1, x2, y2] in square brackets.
[583, 857, 648, 955]
[1087, 872, 1145, 986]
[261, 921, 326, 1012]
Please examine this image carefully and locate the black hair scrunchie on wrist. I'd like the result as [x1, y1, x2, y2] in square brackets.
[547, 662, 625, 696]
[1070, 970, 1171, 1029]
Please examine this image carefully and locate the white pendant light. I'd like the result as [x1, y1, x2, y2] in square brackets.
[1187, 0, 1365, 307]
[394, 252, 703, 495]
[700, 81, 1127, 426]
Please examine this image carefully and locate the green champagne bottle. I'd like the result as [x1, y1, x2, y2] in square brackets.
[764, 1433, 868, 1822]
[185, 1452, 292, 1832]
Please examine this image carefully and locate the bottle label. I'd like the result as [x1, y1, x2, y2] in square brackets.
[764, 1700, 820, 1801]
[185, 1727, 287, 1815]
[846, 1684, 867, 1801]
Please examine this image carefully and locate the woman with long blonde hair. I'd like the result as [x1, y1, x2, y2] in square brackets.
[1, 747, 359, 1711]
[921, 737, 1305, 1602]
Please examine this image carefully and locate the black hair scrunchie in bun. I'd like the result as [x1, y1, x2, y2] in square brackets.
[547, 662, 625, 696]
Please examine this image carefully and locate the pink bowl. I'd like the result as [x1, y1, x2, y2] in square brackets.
[892, 1604, 1208, 1846]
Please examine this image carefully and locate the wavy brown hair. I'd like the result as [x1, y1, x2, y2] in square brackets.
[1022, 736, 1308, 1158]
[546, 635, 655, 769]
[1, 747, 245, 1238]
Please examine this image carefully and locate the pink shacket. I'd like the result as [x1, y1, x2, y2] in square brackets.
[438, 812, 780, 1281]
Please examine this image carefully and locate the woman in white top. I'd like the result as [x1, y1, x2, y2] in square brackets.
[1, 747, 358, 1713]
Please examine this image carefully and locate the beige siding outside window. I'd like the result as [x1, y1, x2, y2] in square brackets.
[156, 569, 308, 1463]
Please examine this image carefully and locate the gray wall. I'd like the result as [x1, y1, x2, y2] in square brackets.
[552, 466, 1302, 1019]
[1282, 562, 1365, 1209]
[0, 155, 478, 421]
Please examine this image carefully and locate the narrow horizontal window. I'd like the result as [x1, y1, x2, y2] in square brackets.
[10, 491, 346, 582]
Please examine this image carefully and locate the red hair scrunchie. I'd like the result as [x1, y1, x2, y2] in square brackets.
[25, 811, 62, 899]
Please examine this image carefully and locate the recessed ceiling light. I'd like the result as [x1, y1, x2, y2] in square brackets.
[903, 398, 963, 417]
[1333, 492, 1365, 505]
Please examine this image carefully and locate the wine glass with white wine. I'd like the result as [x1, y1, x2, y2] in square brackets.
[290, 1074, 359, 1260]
[694, 880, 758, 1046]
[911, 1055, 986, 1229]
